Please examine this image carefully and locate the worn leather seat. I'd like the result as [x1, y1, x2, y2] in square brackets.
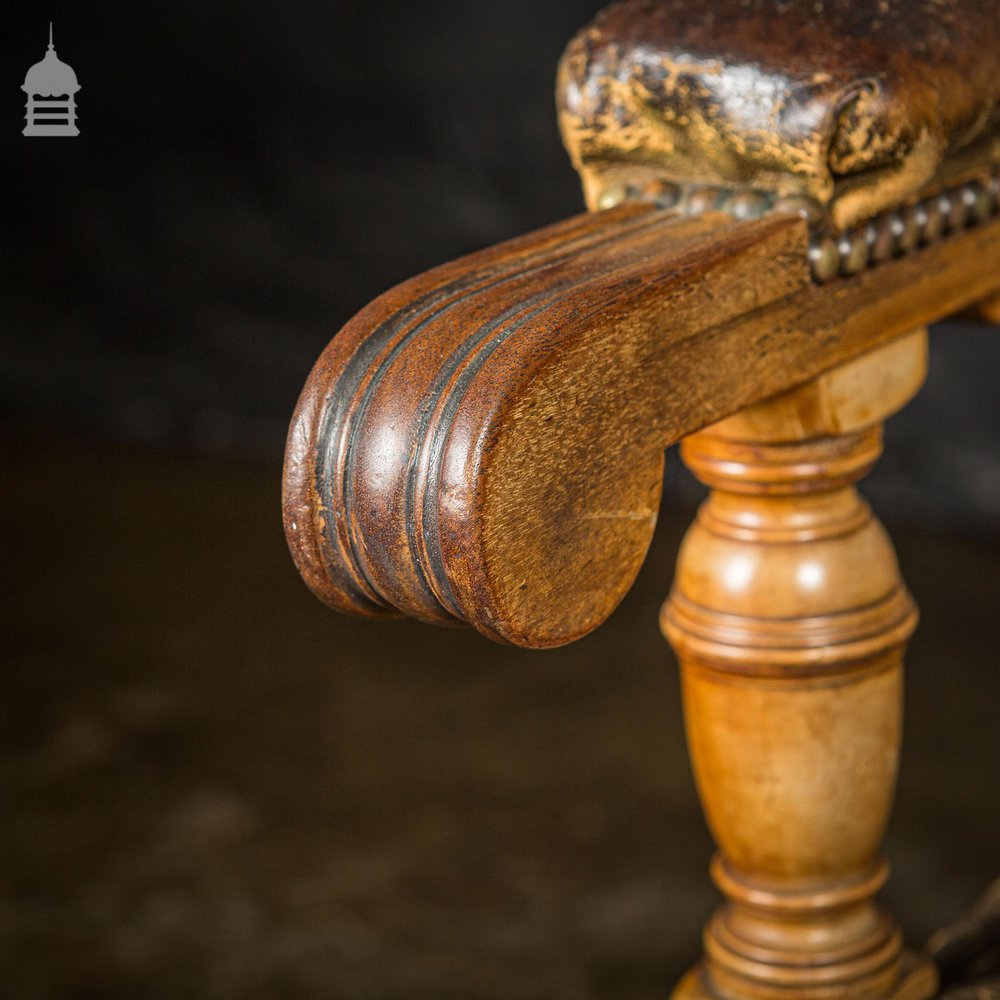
[558, 0, 1000, 226]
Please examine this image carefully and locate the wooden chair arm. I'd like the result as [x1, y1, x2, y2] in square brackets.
[283, 194, 999, 647]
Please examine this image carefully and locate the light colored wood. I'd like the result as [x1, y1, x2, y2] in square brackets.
[662, 329, 937, 1000]
[674, 952, 939, 1000]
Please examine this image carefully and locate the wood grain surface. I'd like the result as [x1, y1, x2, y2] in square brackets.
[284, 207, 1000, 648]
[663, 331, 938, 1000]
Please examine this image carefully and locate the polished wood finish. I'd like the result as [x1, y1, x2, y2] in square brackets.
[284, 208, 1000, 648]
[663, 330, 935, 1000]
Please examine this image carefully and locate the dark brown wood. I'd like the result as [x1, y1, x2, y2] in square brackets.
[283, 206, 1000, 648]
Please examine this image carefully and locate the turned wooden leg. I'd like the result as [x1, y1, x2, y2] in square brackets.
[662, 329, 938, 1000]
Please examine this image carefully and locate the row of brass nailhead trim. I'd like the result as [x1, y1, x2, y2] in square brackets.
[597, 170, 1000, 283]
[807, 176, 999, 283]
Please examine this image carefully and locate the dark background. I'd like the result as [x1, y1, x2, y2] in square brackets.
[2, 3, 998, 998]
[4, 1, 600, 459]
[3, 0, 999, 526]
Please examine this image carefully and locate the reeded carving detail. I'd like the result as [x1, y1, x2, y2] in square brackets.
[283, 206, 811, 648]
[284, 191, 999, 650]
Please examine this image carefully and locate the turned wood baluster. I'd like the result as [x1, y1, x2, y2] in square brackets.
[662, 329, 937, 1000]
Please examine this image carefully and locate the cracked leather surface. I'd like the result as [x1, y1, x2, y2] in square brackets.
[558, 0, 1000, 226]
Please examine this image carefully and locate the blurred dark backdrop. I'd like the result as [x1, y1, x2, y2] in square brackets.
[2, 0, 999, 527]
[4, 1, 599, 455]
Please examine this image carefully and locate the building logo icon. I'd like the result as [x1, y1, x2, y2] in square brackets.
[22, 23, 80, 137]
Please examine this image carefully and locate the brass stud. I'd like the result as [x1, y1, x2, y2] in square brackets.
[867, 215, 897, 264]
[895, 205, 921, 255]
[968, 181, 993, 224]
[596, 184, 630, 210]
[728, 190, 772, 220]
[919, 197, 945, 244]
[685, 187, 723, 214]
[809, 234, 840, 283]
[642, 178, 681, 209]
[935, 192, 955, 232]
[947, 185, 975, 229]
[839, 229, 869, 275]
[801, 174, 995, 284]
[773, 194, 826, 228]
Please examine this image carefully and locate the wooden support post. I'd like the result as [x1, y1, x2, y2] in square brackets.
[663, 329, 938, 1000]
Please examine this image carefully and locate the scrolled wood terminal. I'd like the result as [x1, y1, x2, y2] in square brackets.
[284, 205, 807, 646]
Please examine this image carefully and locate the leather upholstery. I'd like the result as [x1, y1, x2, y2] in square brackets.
[557, 0, 1000, 226]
